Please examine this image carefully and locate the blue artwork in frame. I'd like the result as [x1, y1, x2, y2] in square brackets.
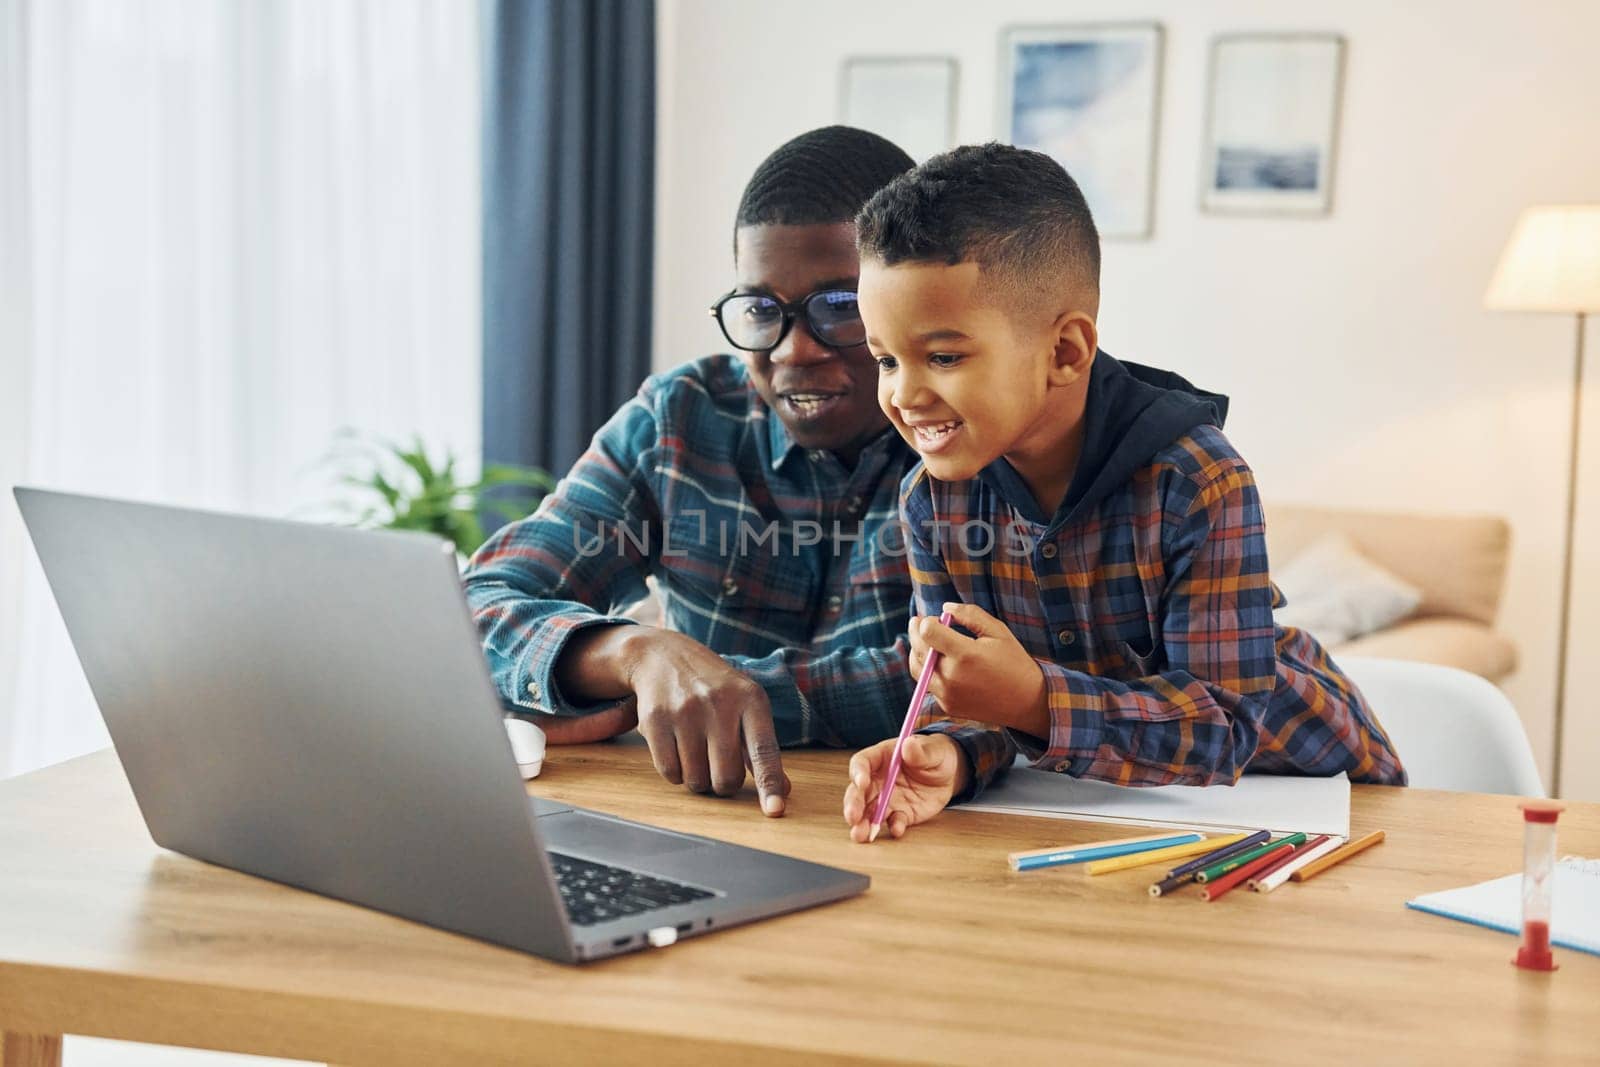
[1201, 34, 1346, 216]
[1000, 24, 1164, 239]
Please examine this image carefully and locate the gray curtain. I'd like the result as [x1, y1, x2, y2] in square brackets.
[481, 0, 655, 498]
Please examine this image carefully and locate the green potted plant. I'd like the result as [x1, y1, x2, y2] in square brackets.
[329, 432, 555, 559]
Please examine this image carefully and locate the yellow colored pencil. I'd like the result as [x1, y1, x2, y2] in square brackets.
[1084, 832, 1249, 876]
[1289, 830, 1386, 882]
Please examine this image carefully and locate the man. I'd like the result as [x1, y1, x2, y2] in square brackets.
[464, 127, 919, 817]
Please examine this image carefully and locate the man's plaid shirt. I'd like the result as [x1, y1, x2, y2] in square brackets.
[463, 355, 918, 747]
[907, 423, 1408, 800]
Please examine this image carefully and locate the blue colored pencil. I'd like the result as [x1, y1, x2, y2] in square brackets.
[1008, 831, 1204, 872]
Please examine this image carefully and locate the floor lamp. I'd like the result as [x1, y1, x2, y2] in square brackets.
[1485, 205, 1600, 797]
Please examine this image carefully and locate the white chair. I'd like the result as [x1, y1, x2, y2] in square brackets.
[1338, 656, 1544, 796]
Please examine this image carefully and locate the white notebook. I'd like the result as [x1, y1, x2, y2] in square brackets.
[957, 758, 1351, 838]
[1406, 858, 1600, 958]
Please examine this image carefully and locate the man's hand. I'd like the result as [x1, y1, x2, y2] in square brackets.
[841, 734, 964, 842]
[908, 603, 1050, 737]
[556, 624, 790, 816]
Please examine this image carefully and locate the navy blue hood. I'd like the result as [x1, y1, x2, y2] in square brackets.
[983, 350, 1229, 526]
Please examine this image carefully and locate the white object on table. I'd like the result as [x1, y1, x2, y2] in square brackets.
[504, 717, 545, 779]
[958, 758, 1350, 838]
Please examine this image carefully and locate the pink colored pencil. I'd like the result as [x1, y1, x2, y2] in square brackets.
[869, 610, 953, 842]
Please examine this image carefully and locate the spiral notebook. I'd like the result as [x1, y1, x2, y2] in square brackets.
[1405, 857, 1600, 958]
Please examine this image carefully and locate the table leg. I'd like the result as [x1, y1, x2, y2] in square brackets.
[0, 1033, 62, 1067]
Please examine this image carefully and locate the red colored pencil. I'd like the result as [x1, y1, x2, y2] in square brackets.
[1200, 842, 1296, 902]
[1247, 834, 1328, 889]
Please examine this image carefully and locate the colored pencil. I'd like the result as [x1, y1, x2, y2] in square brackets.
[1167, 830, 1271, 880]
[1008, 831, 1204, 872]
[1149, 830, 1271, 895]
[1200, 842, 1296, 902]
[1085, 833, 1248, 876]
[1247, 835, 1329, 889]
[1253, 836, 1345, 892]
[869, 610, 952, 842]
[1289, 830, 1386, 883]
[1194, 833, 1307, 884]
[1149, 871, 1196, 898]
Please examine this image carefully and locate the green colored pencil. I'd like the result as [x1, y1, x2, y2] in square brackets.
[1194, 833, 1308, 884]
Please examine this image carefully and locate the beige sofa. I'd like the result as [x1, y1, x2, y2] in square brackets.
[1264, 504, 1517, 683]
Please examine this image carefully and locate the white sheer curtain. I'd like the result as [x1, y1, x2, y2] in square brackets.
[2, 0, 482, 782]
[1, 0, 33, 780]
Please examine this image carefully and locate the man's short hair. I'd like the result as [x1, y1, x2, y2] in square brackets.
[735, 127, 915, 244]
[854, 143, 1101, 311]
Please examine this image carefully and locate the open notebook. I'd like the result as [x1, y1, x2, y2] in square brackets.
[1406, 857, 1600, 958]
[958, 757, 1351, 838]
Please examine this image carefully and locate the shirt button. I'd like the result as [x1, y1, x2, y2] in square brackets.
[526, 681, 540, 698]
[1057, 629, 1075, 647]
[847, 495, 864, 514]
[1040, 543, 1058, 559]
[807, 450, 824, 462]
[827, 595, 843, 613]
[721, 577, 739, 596]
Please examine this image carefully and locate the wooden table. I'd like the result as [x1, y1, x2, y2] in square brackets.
[1, 746, 1596, 1066]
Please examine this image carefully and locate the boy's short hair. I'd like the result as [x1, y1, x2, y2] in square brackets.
[854, 143, 1101, 313]
[735, 126, 915, 245]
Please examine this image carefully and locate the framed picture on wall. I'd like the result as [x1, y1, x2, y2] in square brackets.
[1200, 34, 1346, 215]
[839, 57, 957, 164]
[998, 24, 1164, 240]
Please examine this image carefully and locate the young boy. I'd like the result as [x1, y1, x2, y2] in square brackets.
[841, 144, 1405, 842]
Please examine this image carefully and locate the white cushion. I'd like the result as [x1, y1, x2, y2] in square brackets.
[1273, 532, 1422, 646]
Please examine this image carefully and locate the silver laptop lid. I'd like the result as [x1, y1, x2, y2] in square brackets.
[15, 487, 576, 961]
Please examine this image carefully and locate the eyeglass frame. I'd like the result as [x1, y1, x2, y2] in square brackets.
[707, 288, 868, 352]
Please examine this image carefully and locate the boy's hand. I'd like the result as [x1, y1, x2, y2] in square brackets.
[909, 602, 1049, 736]
[842, 734, 965, 842]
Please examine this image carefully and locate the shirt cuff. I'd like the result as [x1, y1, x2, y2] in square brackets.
[918, 721, 1015, 804]
[721, 651, 816, 748]
[515, 613, 641, 717]
[1006, 662, 1106, 777]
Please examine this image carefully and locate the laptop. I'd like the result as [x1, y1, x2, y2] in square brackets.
[14, 487, 868, 963]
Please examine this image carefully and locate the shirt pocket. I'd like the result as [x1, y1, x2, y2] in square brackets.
[1112, 622, 1164, 677]
[658, 512, 812, 617]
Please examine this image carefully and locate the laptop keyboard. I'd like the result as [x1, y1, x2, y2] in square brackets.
[548, 851, 715, 926]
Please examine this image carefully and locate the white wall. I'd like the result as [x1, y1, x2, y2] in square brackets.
[0, 0, 30, 779]
[653, 0, 1600, 798]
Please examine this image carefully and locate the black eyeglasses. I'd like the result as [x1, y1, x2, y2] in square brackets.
[708, 289, 867, 352]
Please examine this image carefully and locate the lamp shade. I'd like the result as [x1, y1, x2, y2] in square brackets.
[1484, 205, 1600, 313]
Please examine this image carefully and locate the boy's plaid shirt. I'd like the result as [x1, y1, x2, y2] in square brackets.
[463, 355, 918, 748]
[906, 423, 1408, 800]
